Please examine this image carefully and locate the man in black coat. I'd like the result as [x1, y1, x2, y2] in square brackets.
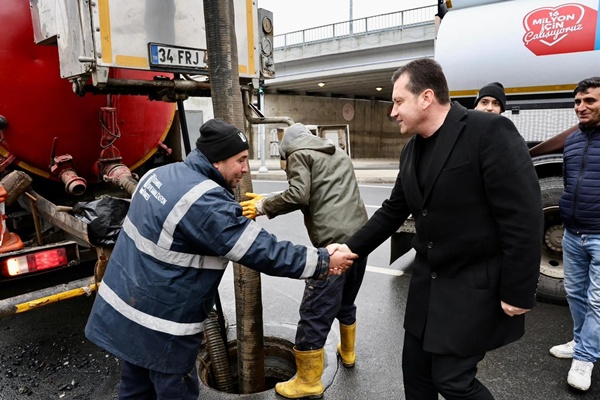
[338, 58, 543, 399]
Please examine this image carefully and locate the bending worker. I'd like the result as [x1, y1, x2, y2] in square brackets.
[242, 123, 368, 399]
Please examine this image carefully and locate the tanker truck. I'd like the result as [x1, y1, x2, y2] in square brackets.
[0, 0, 276, 318]
[392, 0, 600, 304]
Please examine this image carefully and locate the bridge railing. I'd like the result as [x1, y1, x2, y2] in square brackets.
[273, 5, 437, 49]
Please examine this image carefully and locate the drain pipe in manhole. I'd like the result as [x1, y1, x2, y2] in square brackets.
[197, 323, 338, 397]
[204, 313, 235, 393]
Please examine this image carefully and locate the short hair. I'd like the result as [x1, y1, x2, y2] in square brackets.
[574, 77, 600, 95]
[391, 58, 450, 104]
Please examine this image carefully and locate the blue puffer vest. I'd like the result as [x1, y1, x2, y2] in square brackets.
[559, 124, 600, 234]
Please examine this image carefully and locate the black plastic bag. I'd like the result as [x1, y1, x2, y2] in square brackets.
[72, 196, 130, 246]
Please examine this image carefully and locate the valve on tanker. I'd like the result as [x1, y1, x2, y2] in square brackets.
[101, 163, 139, 197]
[50, 154, 88, 196]
[95, 149, 139, 197]
[49, 138, 87, 196]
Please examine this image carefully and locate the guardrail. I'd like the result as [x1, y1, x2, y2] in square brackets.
[273, 5, 436, 49]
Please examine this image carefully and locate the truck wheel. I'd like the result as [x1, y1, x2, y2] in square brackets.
[537, 177, 567, 305]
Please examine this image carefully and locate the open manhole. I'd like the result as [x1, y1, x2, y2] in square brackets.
[197, 336, 295, 393]
[196, 322, 338, 398]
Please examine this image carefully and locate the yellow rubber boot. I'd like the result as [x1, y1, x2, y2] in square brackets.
[337, 321, 356, 368]
[275, 347, 324, 399]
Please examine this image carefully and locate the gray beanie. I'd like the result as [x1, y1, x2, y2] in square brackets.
[279, 123, 311, 159]
[196, 119, 249, 163]
[474, 82, 506, 112]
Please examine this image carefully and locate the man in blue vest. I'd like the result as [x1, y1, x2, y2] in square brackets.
[84, 119, 357, 399]
[549, 77, 600, 391]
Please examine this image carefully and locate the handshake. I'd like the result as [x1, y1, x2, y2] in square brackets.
[239, 193, 358, 276]
[326, 243, 358, 276]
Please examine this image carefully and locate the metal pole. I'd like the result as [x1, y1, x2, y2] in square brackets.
[349, 0, 353, 34]
[174, 73, 192, 156]
[258, 87, 268, 173]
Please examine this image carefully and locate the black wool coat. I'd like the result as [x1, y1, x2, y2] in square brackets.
[346, 102, 543, 356]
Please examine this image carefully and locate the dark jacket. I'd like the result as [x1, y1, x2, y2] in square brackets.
[346, 102, 543, 356]
[85, 149, 329, 374]
[262, 133, 368, 246]
[560, 124, 600, 234]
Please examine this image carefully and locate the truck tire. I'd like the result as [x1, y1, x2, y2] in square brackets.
[537, 177, 567, 305]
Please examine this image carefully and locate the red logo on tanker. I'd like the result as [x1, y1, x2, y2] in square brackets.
[523, 3, 597, 56]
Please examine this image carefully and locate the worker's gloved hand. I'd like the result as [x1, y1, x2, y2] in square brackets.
[240, 192, 265, 219]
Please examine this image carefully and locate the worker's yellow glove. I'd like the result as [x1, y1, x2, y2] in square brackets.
[240, 192, 265, 219]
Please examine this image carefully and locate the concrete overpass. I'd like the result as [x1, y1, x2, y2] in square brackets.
[263, 5, 437, 102]
[250, 4, 574, 160]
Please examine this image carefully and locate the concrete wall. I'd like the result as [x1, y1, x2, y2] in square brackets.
[183, 94, 411, 160]
[263, 94, 410, 159]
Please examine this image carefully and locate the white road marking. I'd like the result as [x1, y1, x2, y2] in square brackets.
[366, 265, 404, 276]
[359, 184, 394, 189]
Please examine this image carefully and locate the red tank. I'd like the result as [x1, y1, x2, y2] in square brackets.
[0, 1, 175, 185]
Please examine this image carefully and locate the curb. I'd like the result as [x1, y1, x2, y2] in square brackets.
[250, 171, 397, 184]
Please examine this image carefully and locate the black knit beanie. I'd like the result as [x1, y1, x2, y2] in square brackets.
[196, 119, 249, 163]
[474, 82, 506, 112]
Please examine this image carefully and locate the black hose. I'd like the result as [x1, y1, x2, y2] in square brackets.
[204, 312, 235, 393]
[214, 292, 228, 349]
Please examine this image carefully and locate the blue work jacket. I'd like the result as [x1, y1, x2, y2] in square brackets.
[85, 149, 328, 374]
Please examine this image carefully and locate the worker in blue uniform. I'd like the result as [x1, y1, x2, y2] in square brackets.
[85, 119, 357, 400]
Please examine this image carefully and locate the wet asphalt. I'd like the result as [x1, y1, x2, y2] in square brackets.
[0, 163, 596, 399]
[0, 258, 589, 400]
[203, 252, 591, 400]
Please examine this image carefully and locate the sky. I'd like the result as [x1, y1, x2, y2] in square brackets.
[257, 0, 435, 34]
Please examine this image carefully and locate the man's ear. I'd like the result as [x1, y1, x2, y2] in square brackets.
[212, 160, 222, 172]
[421, 89, 434, 109]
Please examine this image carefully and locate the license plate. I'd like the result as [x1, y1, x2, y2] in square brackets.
[149, 43, 207, 71]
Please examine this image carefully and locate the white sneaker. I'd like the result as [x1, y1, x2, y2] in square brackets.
[549, 340, 576, 359]
[568, 359, 594, 391]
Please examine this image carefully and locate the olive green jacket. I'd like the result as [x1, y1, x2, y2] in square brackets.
[262, 134, 367, 247]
